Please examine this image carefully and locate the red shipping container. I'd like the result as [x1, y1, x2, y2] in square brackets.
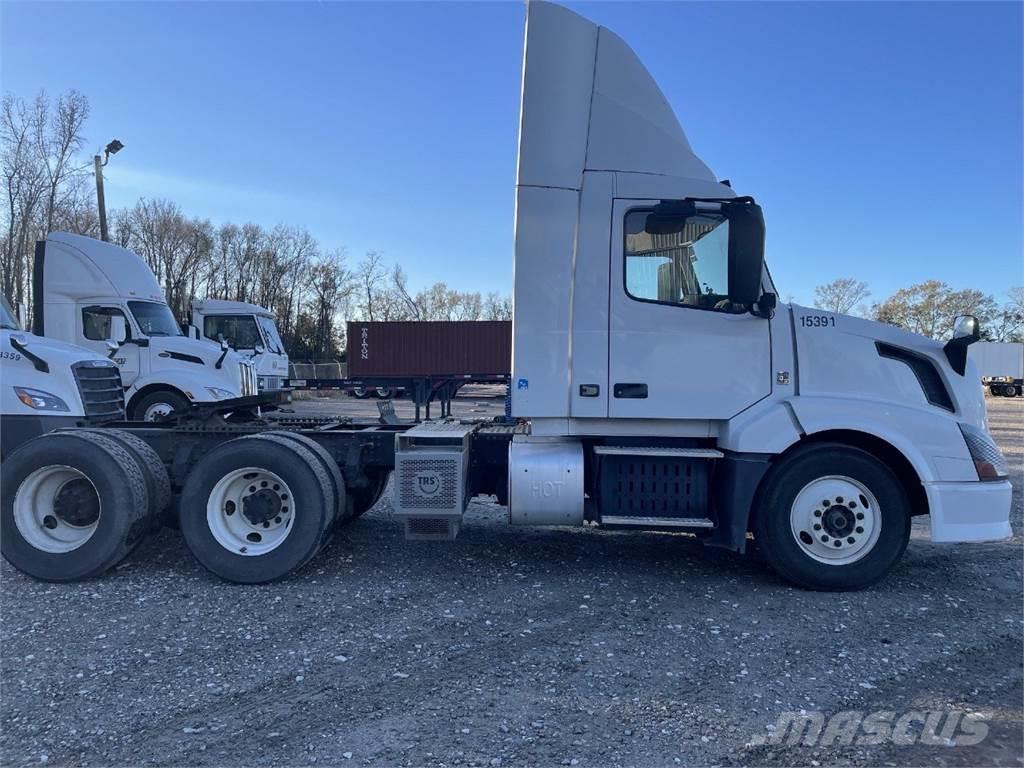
[346, 321, 511, 378]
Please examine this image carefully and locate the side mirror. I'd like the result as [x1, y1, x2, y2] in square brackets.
[254, 343, 266, 355]
[944, 314, 981, 376]
[218, 334, 230, 352]
[952, 315, 980, 342]
[107, 315, 127, 345]
[185, 323, 201, 340]
[725, 198, 765, 306]
[16, 303, 27, 330]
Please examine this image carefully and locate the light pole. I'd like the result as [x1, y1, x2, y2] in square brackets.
[94, 139, 124, 242]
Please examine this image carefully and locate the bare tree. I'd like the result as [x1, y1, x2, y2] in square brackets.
[355, 250, 387, 321]
[483, 291, 512, 320]
[813, 278, 870, 315]
[988, 286, 1024, 343]
[35, 90, 90, 235]
[1, 93, 47, 307]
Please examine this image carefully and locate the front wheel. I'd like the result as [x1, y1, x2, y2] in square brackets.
[753, 444, 911, 591]
[132, 390, 190, 422]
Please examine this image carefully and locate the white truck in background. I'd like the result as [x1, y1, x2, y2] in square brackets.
[0, 294, 124, 459]
[32, 233, 259, 421]
[187, 299, 290, 394]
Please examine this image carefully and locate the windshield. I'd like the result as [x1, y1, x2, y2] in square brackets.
[128, 301, 183, 337]
[204, 314, 262, 349]
[0, 296, 20, 330]
[257, 315, 285, 354]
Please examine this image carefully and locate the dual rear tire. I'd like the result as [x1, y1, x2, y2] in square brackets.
[178, 433, 341, 583]
[1, 430, 171, 581]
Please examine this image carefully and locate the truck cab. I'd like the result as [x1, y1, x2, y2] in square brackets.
[188, 299, 289, 394]
[33, 233, 258, 421]
[392, 1, 1012, 590]
[0, 294, 123, 459]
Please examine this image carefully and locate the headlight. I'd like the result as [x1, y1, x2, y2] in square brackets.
[14, 387, 70, 412]
[959, 423, 1009, 480]
[206, 387, 238, 400]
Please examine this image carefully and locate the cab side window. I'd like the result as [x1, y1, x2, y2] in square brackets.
[82, 307, 125, 341]
[624, 210, 733, 311]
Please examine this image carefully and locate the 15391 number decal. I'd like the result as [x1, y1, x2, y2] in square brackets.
[800, 314, 836, 328]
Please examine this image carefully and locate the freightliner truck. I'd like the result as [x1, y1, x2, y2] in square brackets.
[0, 2, 1011, 589]
[32, 233, 260, 420]
[0, 294, 124, 458]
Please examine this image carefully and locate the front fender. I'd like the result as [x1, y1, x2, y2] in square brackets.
[788, 396, 975, 483]
[126, 370, 237, 405]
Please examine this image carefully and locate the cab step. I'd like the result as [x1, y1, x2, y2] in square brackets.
[593, 446, 723, 459]
[601, 515, 715, 528]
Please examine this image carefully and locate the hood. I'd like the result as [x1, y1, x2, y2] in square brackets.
[790, 304, 985, 428]
[147, 336, 250, 391]
[3, 329, 114, 369]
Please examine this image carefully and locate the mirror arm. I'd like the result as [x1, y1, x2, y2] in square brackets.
[9, 336, 49, 373]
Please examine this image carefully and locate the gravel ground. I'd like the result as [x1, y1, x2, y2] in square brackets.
[2, 395, 1021, 767]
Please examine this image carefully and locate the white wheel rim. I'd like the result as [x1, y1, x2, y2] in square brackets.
[353, 387, 366, 397]
[789, 475, 881, 565]
[376, 387, 391, 398]
[143, 402, 175, 421]
[13, 466, 101, 553]
[206, 467, 295, 556]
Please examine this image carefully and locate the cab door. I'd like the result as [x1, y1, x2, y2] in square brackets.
[79, 304, 142, 387]
[607, 199, 771, 420]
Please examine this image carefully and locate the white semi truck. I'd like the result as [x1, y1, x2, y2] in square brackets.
[188, 299, 290, 394]
[0, 294, 125, 459]
[1, 2, 1011, 589]
[32, 233, 259, 420]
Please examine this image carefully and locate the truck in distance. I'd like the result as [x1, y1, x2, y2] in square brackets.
[188, 299, 290, 394]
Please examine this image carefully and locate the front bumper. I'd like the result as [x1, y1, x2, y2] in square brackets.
[925, 480, 1013, 542]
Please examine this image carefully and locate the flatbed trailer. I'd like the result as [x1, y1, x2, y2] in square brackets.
[986, 378, 1022, 397]
[287, 373, 511, 419]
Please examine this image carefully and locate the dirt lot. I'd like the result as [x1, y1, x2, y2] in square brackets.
[1, 395, 1021, 767]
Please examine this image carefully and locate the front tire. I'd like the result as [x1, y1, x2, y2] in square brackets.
[753, 444, 911, 591]
[132, 390, 190, 422]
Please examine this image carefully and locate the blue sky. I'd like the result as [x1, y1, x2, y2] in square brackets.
[3, 1, 1021, 305]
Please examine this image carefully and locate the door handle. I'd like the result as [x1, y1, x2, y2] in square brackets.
[613, 383, 648, 399]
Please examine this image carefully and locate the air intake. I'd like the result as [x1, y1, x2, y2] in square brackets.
[876, 343, 954, 411]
